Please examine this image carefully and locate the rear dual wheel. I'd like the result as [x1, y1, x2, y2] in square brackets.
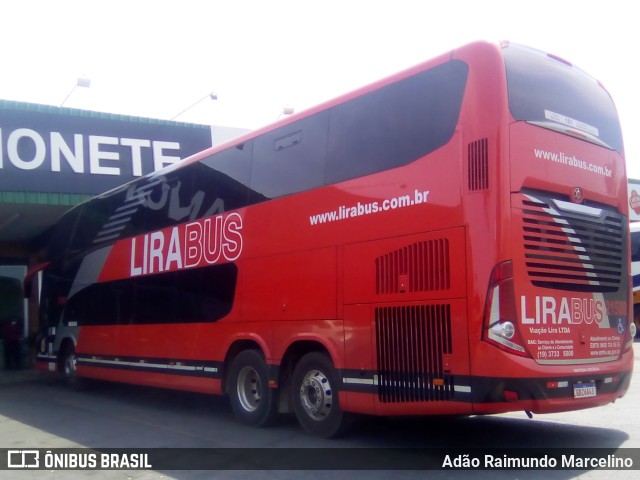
[291, 352, 350, 438]
[228, 349, 351, 437]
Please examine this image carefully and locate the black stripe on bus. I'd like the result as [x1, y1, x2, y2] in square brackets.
[76, 354, 223, 379]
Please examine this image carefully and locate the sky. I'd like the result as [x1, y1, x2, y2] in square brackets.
[1, 0, 638, 179]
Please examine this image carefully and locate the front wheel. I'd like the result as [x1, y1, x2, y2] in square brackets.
[227, 350, 278, 427]
[59, 345, 84, 390]
[291, 352, 350, 438]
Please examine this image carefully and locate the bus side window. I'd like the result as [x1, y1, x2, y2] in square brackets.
[250, 111, 329, 199]
[201, 140, 256, 210]
[325, 60, 468, 185]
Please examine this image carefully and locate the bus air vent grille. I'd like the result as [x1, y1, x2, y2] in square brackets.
[468, 138, 489, 191]
[521, 195, 625, 292]
[375, 304, 453, 403]
[375, 239, 450, 294]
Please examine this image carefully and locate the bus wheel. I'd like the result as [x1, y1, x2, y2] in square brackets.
[227, 350, 278, 427]
[291, 352, 350, 438]
[60, 346, 83, 390]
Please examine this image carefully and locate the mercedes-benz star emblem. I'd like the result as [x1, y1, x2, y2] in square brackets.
[572, 187, 583, 203]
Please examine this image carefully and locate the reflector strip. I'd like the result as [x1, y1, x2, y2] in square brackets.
[453, 385, 471, 393]
[342, 377, 376, 385]
[546, 381, 569, 389]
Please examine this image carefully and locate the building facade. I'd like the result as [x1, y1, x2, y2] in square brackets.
[0, 100, 247, 367]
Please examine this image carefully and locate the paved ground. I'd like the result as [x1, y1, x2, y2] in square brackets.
[0, 345, 638, 480]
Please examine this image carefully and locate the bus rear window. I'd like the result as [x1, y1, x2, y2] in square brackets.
[504, 43, 623, 153]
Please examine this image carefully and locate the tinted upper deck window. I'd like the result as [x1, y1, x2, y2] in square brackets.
[325, 60, 468, 184]
[250, 111, 329, 199]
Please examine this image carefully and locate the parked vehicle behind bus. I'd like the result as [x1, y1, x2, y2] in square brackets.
[631, 222, 640, 336]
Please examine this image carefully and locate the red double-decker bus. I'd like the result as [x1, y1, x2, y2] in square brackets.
[33, 41, 634, 437]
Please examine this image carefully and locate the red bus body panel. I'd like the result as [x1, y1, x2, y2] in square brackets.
[37, 41, 632, 422]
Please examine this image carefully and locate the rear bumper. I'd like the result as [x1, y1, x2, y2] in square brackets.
[340, 350, 633, 416]
[469, 367, 632, 414]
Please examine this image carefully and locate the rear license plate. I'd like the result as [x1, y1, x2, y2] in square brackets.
[573, 382, 596, 399]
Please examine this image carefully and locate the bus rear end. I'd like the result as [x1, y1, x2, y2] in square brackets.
[474, 43, 633, 414]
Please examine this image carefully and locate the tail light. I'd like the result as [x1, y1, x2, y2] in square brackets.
[482, 261, 530, 357]
[626, 321, 637, 352]
[621, 223, 638, 354]
[622, 280, 636, 353]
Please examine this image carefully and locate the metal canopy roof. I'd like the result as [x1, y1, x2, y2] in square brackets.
[0, 192, 90, 244]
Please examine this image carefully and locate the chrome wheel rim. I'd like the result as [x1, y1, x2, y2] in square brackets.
[236, 366, 262, 412]
[299, 369, 332, 420]
[64, 353, 76, 378]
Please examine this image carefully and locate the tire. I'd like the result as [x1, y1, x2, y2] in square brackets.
[291, 352, 350, 438]
[227, 350, 278, 427]
[59, 345, 84, 391]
